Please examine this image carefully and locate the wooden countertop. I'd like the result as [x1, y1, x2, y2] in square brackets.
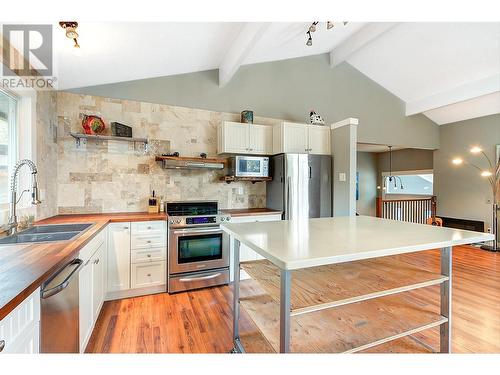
[0, 212, 166, 320]
[220, 208, 282, 217]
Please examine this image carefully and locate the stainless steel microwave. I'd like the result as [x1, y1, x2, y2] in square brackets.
[228, 156, 269, 177]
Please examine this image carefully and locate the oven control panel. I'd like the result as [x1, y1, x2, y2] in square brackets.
[168, 215, 231, 227]
[186, 216, 217, 225]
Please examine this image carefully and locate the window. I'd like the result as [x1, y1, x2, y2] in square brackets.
[385, 172, 433, 195]
[0, 90, 18, 207]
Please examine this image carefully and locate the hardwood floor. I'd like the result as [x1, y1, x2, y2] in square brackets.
[86, 246, 500, 353]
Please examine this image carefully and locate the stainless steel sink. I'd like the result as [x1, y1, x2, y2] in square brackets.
[0, 223, 93, 245]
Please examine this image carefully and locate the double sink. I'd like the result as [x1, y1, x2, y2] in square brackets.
[0, 223, 93, 245]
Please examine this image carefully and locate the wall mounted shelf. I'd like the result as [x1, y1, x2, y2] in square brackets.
[220, 176, 272, 184]
[70, 132, 149, 148]
[155, 155, 227, 170]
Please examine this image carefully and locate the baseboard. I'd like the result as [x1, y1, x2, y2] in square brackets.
[105, 284, 166, 301]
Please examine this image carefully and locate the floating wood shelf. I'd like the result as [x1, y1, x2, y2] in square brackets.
[220, 176, 272, 184]
[70, 132, 148, 147]
[155, 155, 227, 170]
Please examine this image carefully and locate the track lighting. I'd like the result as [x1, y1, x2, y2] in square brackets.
[60, 21, 81, 52]
[305, 21, 346, 46]
[306, 31, 313, 46]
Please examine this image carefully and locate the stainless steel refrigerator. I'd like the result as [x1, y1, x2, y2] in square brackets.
[266, 154, 332, 219]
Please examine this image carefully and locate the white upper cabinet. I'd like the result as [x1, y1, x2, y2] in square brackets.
[307, 125, 331, 155]
[273, 122, 331, 155]
[218, 121, 272, 155]
[248, 124, 272, 154]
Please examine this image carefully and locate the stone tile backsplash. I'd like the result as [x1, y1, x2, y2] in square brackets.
[56, 92, 279, 213]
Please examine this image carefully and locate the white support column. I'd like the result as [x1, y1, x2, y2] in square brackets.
[331, 118, 358, 217]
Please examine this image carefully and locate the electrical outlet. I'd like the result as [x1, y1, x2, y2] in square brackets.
[339, 172, 346, 182]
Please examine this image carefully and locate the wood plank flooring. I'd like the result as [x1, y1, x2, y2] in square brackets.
[86, 246, 500, 353]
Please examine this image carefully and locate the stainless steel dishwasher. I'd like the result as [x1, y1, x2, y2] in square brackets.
[40, 257, 83, 353]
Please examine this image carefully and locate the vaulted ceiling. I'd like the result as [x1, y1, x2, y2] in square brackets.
[3, 22, 499, 126]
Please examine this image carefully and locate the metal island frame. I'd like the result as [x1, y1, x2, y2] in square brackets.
[221, 216, 494, 353]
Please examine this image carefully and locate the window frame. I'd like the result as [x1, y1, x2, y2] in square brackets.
[382, 169, 434, 198]
[0, 88, 19, 208]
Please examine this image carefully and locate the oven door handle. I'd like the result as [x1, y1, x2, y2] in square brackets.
[179, 273, 221, 282]
[172, 228, 223, 235]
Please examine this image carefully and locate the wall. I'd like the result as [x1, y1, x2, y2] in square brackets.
[69, 55, 439, 150]
[332, 122, 357, 216]
[356, 152, 377, 216]
[56, 92, 280, 214]
[434, 114, 500, 231]
[35, 90, 58, 219]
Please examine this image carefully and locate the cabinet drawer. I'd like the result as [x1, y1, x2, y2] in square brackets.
[131, 261, 166, 289]
[131, 247, 166, 264]
[79, 227, 106, 263]
[131, 221, 166, 236]
[131, 234, 166, 250]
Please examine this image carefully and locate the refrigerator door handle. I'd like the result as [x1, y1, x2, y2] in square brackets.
[309, 166, 312, 179]
[286, 176, 291, 220]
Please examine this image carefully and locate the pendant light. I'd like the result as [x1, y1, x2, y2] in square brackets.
[385, 146, 404, 191]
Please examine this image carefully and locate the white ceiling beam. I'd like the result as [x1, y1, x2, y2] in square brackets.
[406, 74, 500, 116]
[218, 23, 270, 87]
[329, 22, 398, 68]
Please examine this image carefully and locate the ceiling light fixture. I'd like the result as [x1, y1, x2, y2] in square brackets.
[384, 146, 404, 190]
[306, 31, 313, 46]
[59, 21, 81, 51]
[305, 21, 348, 46]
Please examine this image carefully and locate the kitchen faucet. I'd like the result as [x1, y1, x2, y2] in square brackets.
[1, 159, 42, 236]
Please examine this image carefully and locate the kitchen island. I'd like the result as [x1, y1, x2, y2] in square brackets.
[221, 216, 494, 353]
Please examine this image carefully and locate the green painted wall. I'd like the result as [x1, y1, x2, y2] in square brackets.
[434, 113, 500, 231]
[68, 54, 439, 149]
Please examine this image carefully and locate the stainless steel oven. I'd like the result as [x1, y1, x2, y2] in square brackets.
[166, 201, 231, 293]
[169, 226, 229, 274]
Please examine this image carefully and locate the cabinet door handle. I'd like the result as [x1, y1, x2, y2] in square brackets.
[147, 273, 152, 277]
[0, 340, 5, 352]
[147, 226, 152, 230]
[147, 254, 152, 258]
[124, 226, 129, 230]
[94, 259, 100, 265]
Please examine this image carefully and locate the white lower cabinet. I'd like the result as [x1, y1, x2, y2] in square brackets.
[107, 223, 131, 292]
[106, 220, 166, 300]
[0, 288, 40, 354]
[79, 229, 106, 353]
[131, 261, 166, 289]
[229, 213, 282, 281]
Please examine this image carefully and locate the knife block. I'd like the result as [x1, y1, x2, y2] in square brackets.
[148, 196, 160, 213]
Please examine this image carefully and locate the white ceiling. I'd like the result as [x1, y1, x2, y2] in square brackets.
[51, 22, 363, 90]
[3, 22, 499, 126]
[346, 22, 500, 124]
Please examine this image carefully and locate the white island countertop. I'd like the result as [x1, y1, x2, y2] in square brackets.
[221, 216, 494, 270]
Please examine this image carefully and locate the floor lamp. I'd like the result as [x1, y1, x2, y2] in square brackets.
[452, 145, 499, 251]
